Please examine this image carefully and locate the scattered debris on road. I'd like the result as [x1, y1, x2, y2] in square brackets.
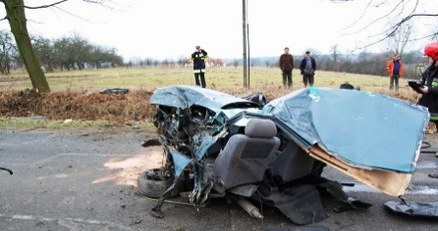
[0, 167, 13, 175]
[385, 199, 438, 218]
[100, 88, 130, 94]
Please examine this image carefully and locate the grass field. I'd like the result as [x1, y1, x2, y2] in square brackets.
[0, 66, 419, 99]
[0, 66, 421, 129]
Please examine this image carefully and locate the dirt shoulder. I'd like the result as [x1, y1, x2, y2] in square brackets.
[0, 90, 155, 123]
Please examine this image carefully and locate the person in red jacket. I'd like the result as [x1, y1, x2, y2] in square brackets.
[386, 54, 404, 91]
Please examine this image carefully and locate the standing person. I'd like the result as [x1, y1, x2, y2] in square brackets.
[191, 46, 208, 88]
[279, 47, 294, 88]
[416, 42, 438, 178]
[386, 54, 404, 91]
[415, 42, 438, 120]
[299, 51, 316, 87]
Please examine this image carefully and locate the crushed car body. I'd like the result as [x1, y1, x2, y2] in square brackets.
[144, 85, 429, 224]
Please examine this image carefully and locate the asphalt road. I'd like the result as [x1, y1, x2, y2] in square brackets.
[1, 129, 438, 231]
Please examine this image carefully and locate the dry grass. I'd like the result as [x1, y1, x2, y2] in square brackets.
[0, 66, 422, 126]
[0, 89, 155, 123]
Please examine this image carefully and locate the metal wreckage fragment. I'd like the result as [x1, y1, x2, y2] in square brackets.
[141, 85, 430, 224]
[384, 199, 438, 218]
[0, 167, 13, 175]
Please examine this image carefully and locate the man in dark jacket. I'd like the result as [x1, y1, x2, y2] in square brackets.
[417, 46, 438, 116]
[279, 47, 294, 88]
[410, 42, 438, 135]
[299, 51, 316, 87]
[191, 46, 208, 88]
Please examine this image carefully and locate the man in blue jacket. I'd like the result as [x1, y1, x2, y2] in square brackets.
[299, 51, 316, 87]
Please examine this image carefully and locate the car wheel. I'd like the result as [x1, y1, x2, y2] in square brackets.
[137, 168, 171, 198]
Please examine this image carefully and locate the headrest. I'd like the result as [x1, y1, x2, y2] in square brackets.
[245, 119, 277, 138]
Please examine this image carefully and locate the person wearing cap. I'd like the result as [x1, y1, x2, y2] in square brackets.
[386, 54, 404, 91]
[416, 42, 438, 119]
[279, 47, 294, 88]
[299, 51, 316, 87]
[191, 46, 208, 88]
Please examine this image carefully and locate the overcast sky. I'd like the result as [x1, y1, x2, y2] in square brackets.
[0, 0, 436, 61]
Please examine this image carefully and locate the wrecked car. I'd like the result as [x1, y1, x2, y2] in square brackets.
[140, 85, 429, 224]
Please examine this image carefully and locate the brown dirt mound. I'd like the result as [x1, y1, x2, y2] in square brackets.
[0, 90, 156, 123]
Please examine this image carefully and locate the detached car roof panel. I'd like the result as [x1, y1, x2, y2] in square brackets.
[264, 87, 429, 173]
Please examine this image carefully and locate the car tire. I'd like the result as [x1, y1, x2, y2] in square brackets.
[137, 168, 171, 199]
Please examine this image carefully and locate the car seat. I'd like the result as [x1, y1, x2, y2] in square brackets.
[213, 118, 280, 189]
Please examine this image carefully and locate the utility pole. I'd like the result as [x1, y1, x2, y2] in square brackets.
[242, 0, 248, 88]
[247, 22, 250, 88]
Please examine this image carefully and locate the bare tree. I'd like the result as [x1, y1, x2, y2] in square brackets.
[0, 0, 111, 93]
[387, 22, 413, 56]
[332, 0, 438, 48]
[233, 59, 239, 68]
[0, 29, 16, 74]
[331, 45, 338, 63]
[264, 60, 270, 68]
[1, 0, 51, 92]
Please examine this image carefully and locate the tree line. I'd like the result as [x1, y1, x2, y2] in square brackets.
[255, 50, 426, 80]
[0, 30, 123, 74]
[315, 51, 425, 79]
[0, 28, 428, 80]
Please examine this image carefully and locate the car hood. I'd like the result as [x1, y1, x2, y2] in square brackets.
[263, 87, 429, 174]
[150, 85, 259, 113]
